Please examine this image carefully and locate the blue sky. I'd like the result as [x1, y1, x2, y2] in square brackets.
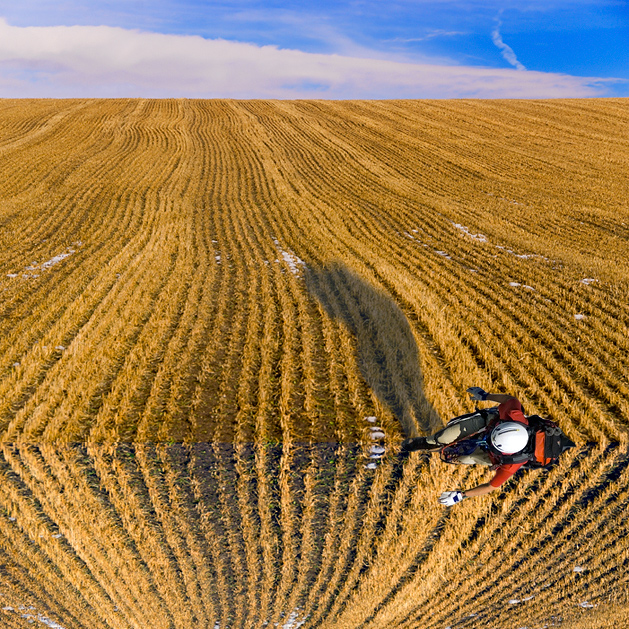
[0, 0, 626, 98]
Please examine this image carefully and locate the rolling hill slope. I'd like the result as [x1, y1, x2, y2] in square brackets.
[0, 99, 627, 628]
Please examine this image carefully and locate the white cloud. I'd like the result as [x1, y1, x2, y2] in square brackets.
[0, 18, 609, 98]
[491, 16, 526, 71]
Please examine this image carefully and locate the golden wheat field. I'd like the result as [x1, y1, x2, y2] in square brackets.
[0, 98, 628, 629]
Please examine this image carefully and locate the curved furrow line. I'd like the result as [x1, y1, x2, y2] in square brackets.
[88, 445, 181, 628]
[0, 103, 196, 441]
[396, 448, 615, 628]
[139, 213, 219, 443]
[25, 445, 163, 629]
[228, 103, 324, 443]
[0, 100, 90, 159]
[318, 101, 565, 199]
[0, 521, 100, 629]
[0, 104, 130, 252]
[457, 453, 629, 628]
[252, 443, 284, 624]
[187, 444, 236, 626]
[309, 461, 422, 628]
[185, 101, 271, 443]
[83, 108, 212, 442]
[135, 445, 212, 627]
[355, 451, 580, 627]
[0, 448, 110, 629]
[8, 219, 180, 442]
[324, 456, 449, 629]
[279, 446, 353, 623]
[232, 103, 358, 436]
[300, 466, 375, 629]
[0, 100, 67, 145]
[146, 102, 233, 442]
[283, 101, 476, 195]
[48, 112, 200, 443]
[232, 444, 265, 627]
[297, 446, 362, 619]
[1, 445, 149, 628]
[0, 188, 158, 439]
[209, 442, 252, 627]
[292, 101, 519, 190]
[90, 238, 199, 442]
[265, 446, 308, 626]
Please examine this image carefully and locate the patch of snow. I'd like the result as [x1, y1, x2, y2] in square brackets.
[272, 237, 306, 276]
[52, 534, 63, 539]
[452, 222, 488, 242]
[41, 252, 74, 270]
[55, 346, 65, 351]
[581, 278, 598, 285]
[523, 285, 535, 291]
[509, 599, 521, 605]
[370, 445, 385, 455]
[215, 255, 221, 263]
[404, 231, 421, 242]
[3, 605, 68, 629]
[370, 431, 385, 440]
[365, 463, 377, 469]
[509, 282, 521, 287]
[578, 601, 596, 608]
[6, 246, 80, 280]
[281, 610, 308, 628]
[573, 566, 585, 573]
[369, 426, 383, 432]
[574, 314, 586, 320]
[365, 416, 377, 422]
[496, 245, 550, 262]
[435, 250, 451, 259]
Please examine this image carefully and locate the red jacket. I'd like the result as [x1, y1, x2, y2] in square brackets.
[488, 398, 528, 487]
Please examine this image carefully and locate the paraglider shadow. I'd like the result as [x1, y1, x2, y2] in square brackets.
[305, 262, 441, 438]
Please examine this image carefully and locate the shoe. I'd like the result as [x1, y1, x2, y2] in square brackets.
[401, 437, 437, 452]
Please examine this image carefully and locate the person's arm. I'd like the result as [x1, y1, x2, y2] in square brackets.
[485, 393, 517, 404]
[438, 483, 499, 505]
[462, 482, 500, 498]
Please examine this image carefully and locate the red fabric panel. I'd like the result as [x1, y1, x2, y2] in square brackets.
[490, 461, 526, 487]
[498, 398, 528, 424]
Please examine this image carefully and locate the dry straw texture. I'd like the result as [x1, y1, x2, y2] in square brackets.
[0, 99, 627, 628]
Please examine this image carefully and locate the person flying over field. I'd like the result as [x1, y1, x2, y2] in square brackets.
[401, 387, 574, 506]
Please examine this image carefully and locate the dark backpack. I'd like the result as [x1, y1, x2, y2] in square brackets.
[491, 415, 576, 469]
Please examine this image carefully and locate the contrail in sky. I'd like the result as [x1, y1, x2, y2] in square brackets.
[492, 15, 526, 71]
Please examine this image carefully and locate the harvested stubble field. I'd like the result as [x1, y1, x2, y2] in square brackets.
[0, 98, 628, 629]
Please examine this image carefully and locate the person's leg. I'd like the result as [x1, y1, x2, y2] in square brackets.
[402, 411, 487, 452]
[425, 412, 488, 446]
[456, 447, 492, 465]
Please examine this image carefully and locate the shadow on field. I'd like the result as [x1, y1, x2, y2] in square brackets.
[305, 262, 440, 438]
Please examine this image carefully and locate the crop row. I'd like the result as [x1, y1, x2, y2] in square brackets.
[0, 443, 627, 628]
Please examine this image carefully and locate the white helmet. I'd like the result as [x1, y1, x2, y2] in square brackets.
[490, 422, 529, 454]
